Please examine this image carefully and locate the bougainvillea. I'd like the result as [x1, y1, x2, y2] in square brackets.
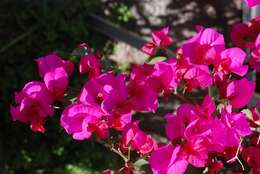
[10, 3, 260, 174]
[245, 0, 260, 7]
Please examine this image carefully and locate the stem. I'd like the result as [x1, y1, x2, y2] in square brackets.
[127, 147, 131, 161]
[111, 147, 128, 163]
[227, 139, 242, 163]
[226, 138, 245, 171]
[96, 139, 129, 163]
[172, 93, 190, 103]
[237, 157, 245, 171]
[208, 86, 212, 97]
[0, 24, 40, 53]
[257, 134, 260, 145]
[68, 87, 81, 93]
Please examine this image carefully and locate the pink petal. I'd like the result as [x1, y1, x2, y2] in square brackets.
[245, 0, 260, 7]
[226, 78, 255, 108]
[142, 43, 156, 56]
[43, 67, 68, 99]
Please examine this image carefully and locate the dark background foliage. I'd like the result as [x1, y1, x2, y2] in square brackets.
[0, 0, 244, 173]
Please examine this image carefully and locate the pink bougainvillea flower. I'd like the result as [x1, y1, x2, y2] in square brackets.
[129, 65, 158, 112]
[219, 105, 252, 146]
[242, 146, 260, 173]
[196, 95, 216, 118]
[165, 113, 186, 141]
[60, 103, 108, 140]
[225, 78, 255, 108]
[152, 26, 173, 48]
[79, 73, 131, 131]
[129, 59, 177, 99]
[43, 67, 69, 100]
[231, 16, 260, 48]
[182, 65, 212, 92]
[149, 144, 188, 174]
[250, 34, 260, 72]
[79, 73, 128, 113]
[109, 112, 132, 131]
[78, 54, 102, 79]
[150, 135, 211, 174]
[128, 81, 158, 112]
[248, 16, 260, 36]
[152, 58, 179, 93]
[215, 48, 248, 77]
[184, 117, 227, 153]
[231, 23, 255, 48]
[36, 53, 74, 100]
[180, 135, 212, 168]
[165, 104, 197, 141]
[130, 63, 155, 83]
[10, 81, 54, 133]
[245, 0, 260, 7]
[80, 73, 129, 102]
[121, 121, 155, 154]
[141, 26, 173, 56]
[181, 28, 225, 65]
[37, 53, 73, 77]
[142, 43, 157, 56]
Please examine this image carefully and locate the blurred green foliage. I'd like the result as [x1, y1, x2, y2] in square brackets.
[113, 4, 133, 23]
[0, 0, 127, 173]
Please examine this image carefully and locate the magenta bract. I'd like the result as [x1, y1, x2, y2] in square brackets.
[10, 81, 54, 132]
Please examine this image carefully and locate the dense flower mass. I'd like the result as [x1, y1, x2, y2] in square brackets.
[10, 13, 260, 174]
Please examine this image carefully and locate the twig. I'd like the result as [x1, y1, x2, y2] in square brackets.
[127, 147, 131, 161]
[96, 139, 129, 163]
[172, 93, 190, 103]
[111, 147, 128, 163]
[0, 24, 40, 53]
[227, 139, 245, 171]
[208, 87, 212, 97]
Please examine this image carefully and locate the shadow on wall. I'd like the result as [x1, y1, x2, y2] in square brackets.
[103, 0, 242, 48]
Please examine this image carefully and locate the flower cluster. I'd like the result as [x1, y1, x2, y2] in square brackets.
[151, 96, 252, 174]
[11, 53, 73, 132]
[10, 13, 259, 174]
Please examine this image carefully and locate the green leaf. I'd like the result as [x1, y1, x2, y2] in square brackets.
[117, 64, 130, 72]
[133, 159, 148, 169]
[148, 56, 167, 64]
